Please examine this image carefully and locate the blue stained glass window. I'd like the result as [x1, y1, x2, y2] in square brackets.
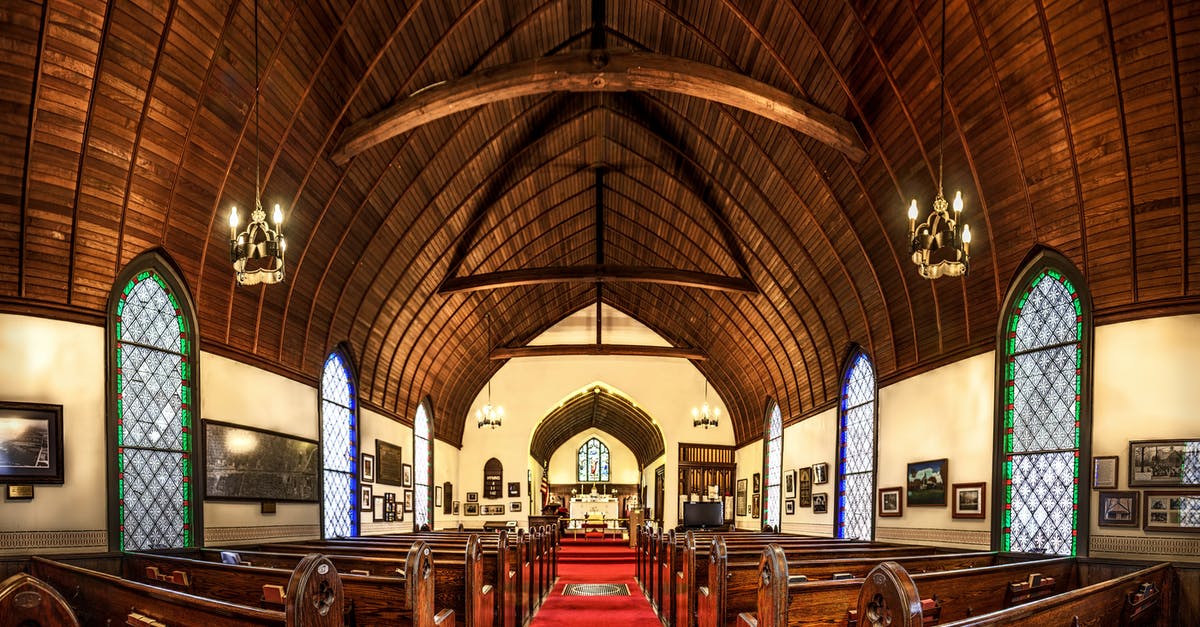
[414, 402, 432, 529]
[321, 351, 357, 538]
[113, 267, 194, 551]
[1002, 269, 1084, 555]
[763, 403, 783, 529]
[837, 351, 875, 541]
[577, 437, 610, 482]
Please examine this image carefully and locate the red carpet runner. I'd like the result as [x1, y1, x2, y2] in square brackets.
[529, 538, 661, 626]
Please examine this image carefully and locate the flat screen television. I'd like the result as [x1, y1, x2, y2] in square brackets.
[683, 501, 724, 528]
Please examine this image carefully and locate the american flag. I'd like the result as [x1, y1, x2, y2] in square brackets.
[539, 462, 550, 507]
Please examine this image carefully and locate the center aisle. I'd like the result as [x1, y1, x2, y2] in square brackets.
[530, 537, 661, 627]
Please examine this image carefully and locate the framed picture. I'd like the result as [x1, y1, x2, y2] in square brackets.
[812, 492, 828, 514]
[797, 466, 812, 507]
[204, 420, 318, 502]
[906, 458, 948, 506]
[467, 492, 479, 502]
[372, 496, 386, 522]
[464, 502, 479, 516]
[784, 470, 796, 498]
[361, 484, 374, 512]
[878, 486, 903, 517]
[752, 472, 761, 494]
[484, 504, 505, 515]
[1092, 456, 1119, 489]
[508, 481, 520, 497]
[402, 463, 413, 488]
[1143, 490, 1200, 532]
[1130, 439, 1199, 487]
[736, 478, 748, 516]
[510, 501, 522, 512]
[785, 499, 795, 515]
[361, 452, 376, 483]
[375, 440, 404, 486]
[951, 482, 986, 519]
[0, 402, 64, 485]
[403, 489, 414, 513]
[813, 462, 829, 485]
[453, 501, 461, 515]
[435, 485, 443, 507]
[751, 493, 760, 518]
[1097, 491, 1140, 527]
[385, 491, 395, 504]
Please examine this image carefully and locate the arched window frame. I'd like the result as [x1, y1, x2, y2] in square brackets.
[320, 346, 358, 538]
[835, 347, 877, 541]
[761, 400, 783, 531]
[105, 250, 201, 551]
[413, 398, 434, 530]
[577, 437, 611, 482]
[993, 250, 1093, 555]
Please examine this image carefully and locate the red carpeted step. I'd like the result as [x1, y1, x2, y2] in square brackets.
[531, 542, 657, 626]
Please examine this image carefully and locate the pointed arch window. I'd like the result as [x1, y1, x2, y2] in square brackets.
[837, 351, 876, 540]
[577, 437, 610, 482]
[321, 350, 358, 538]
[108, 260, 198, 551]
[762, 402, 783, 530]
[999, 262, 1090, 555]
[414, 401, 432, 529]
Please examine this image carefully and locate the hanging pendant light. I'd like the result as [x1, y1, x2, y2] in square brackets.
[476, 314, 504, 429]
[692, 378, 720, 429]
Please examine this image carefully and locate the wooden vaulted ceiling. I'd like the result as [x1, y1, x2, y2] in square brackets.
[1, 0, 1197, 447]
[528, 386, 665, 469]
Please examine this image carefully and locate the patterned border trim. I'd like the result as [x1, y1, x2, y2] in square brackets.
[0, 530, 107, 552]
[1091, 534, 1200, 558]
[362, 522, 412, 534]
[876, 526, 991, 547]
[204, 525, 320, 545]
[782, 522, 834, 536]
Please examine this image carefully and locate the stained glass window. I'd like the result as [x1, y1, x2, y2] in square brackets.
[837, 351, 875, 541]
[577, 437, 610, 482]
[112, 268, 194, 551]
[763, 403, 783, 530]
[1002, 268, 1084, 555]
[414, 401, 432, 529]
[321, 351, 357, 538]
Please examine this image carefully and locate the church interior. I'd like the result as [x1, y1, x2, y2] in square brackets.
[1, 0, 1198, 624]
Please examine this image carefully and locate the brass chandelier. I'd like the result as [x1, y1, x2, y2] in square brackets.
[692, 378, 720, 429]
[476, 314, 504, 429]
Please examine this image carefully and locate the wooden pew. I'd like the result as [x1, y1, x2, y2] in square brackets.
[27, 554, 339, 626]
[744, 545, 1086, 627]
[0, 571, 80, 626]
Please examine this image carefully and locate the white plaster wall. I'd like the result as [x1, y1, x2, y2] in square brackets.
[358, 406, 414, 535]
[735, 441, 763, 530]
[547, 428, 640, 484]
[434, 439, 460, 529]
[780, 407, 837, 536]
[0, 315, 107, 554]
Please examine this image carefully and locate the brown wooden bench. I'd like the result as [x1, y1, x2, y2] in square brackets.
[0, 571, 80, 626]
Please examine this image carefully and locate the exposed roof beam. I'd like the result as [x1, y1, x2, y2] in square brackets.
[490, 344, 706, 360]
[438, 265, 758, 294]
[332, 50, 868, 164]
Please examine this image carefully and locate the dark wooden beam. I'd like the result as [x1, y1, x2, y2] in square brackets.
[437, 265, 758, 294]
[331, 50, 868, 164]
[490, 344, 707, 360]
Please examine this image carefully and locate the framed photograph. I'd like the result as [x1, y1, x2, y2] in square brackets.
[204, 420, 318, 502]
[1092, 456, 1119, 489]
[1143, 490, 1200, 532]
[435, 485, 443, 507]
[464, 502, 479, 516]
[906, 458, 948, 506]
[372, 496, 386, 522]
[402, 463, 413, 488]
[510, 501, 522, 512]
[453, 501, 461, 515]
[797, 466, 813, 507]
[385, 491, 395, 504]
[736, 478, 748, 516]
[784, 499, 795, 515]
[403, 489, 414, 513]
[484, 504, 505, 515]
[375, 440, 404, 486]
[878, 487, 903, 517]
[812, 492, 828, 514]
[467, 492, 479, 502]
[751, 493, 760, 518]
[0, 402, 64, 485]
[1097, 491, 1139, 527]
[784, 470, 796, 498]
[361, 484, 374, 511]
[951, 482, 986, 519]
[1130, 439, 1199, 487]
[813, 463, 829, 485]
[508, 481, 520, 497]
[753, 472, 761, 494]
[361, 452, 376, 483]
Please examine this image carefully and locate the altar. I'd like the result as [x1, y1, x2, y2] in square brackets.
[568, 492, 619, 530]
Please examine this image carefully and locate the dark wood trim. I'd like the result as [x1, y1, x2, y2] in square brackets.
[332, 50, 867, 164]
[438, 265, 758, 294]
[490, 343, 705, 360]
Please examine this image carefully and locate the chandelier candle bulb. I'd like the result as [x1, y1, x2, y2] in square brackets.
[273, 203, 283, 225]
[953, 190, 963, 213]
[229, 207, 238, 239]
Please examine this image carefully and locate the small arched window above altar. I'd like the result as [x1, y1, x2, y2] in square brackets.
[577, 437, 610, 482]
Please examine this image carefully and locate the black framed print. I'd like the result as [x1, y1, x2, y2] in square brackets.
[1097, 491, 1139, 527]
[361, 484, 374, 512]
[204, 420, 318, 502]
[0, 402, 64, 485]
[361, 452, 376, 483]
[375, 440, 404, 486]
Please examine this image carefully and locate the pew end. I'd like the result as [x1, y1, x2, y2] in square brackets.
[854, 561, 924, 627]
[284, 553, 344, 626]
[0, 572, 81, 627]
